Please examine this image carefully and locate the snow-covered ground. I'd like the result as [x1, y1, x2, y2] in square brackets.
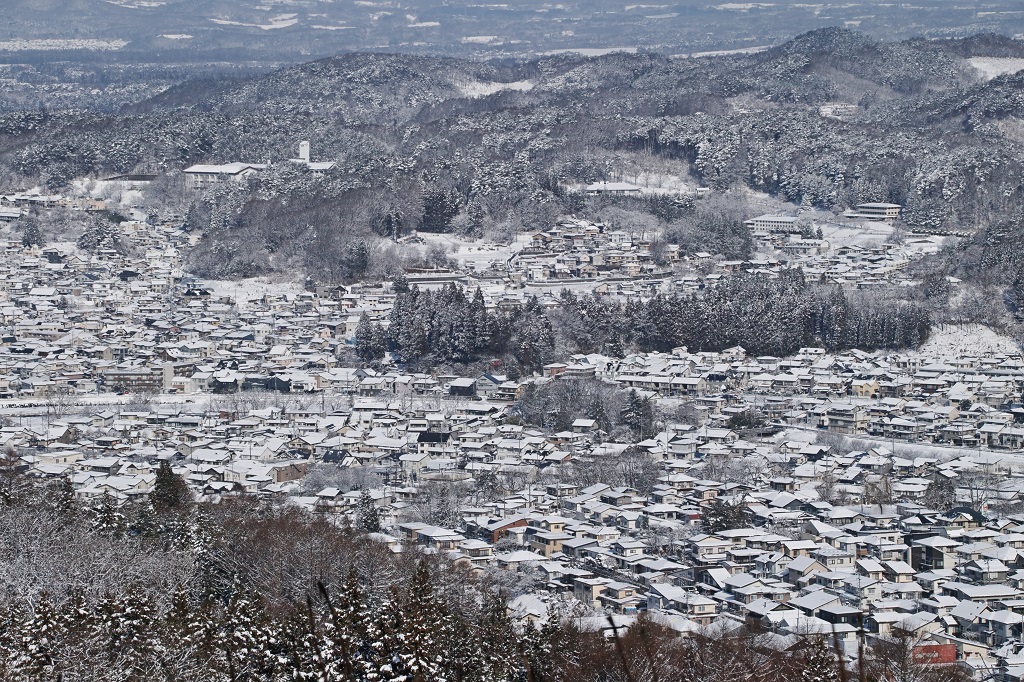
[713, 3, 777, 11]
[457, 79, 535, 98]
[105, 0, 167, 7]
[916, 324, 1021, 358]
[211, 14, 299, 30]
[818, 220, 893, 247]
[0, 39, 128, 51]
[71, 179, 145, 208]
[542, 47, 640, 57]
[564, 171, 696, 196]
[969, 57, 1024, 80]
[406, 16, 441, 28]
[416, 231, 531, 272]
[683, 45, 771, 58]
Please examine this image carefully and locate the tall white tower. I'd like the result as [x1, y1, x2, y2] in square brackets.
[299, 140, 310, 164]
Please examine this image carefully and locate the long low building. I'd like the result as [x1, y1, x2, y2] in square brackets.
[183, 162, 269, 189]
[745, 214, 799, 236]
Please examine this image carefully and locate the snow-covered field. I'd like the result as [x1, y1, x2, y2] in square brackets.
[684, 45, 771, 58]
[714, 3, 776, 11]
[969, 57, 1024, 80]
[72, 179, 145, 208]
[211, 14, 299, 30]
[542, 47, 639, 57]
[0, 39, 128, 51]
[406, 15, 441, 28]
[105, 0, 166, 7]
[457, 79, 535, 98]
[818, 220, 893, 247]
[916, 324, 1021, 358]
[562, 174, 693, 196]
[416, 231, 531, 272]
[619, 171, 695, 195]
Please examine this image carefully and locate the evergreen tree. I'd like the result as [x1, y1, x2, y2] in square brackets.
[476, 592, 520, 682]
[51, 477, 80, 520]
[395, 561, 444, 681]
[17, 593, 62, 679]
[356, 489, 382, 533]
[800, 636, 842, 682]
[513, 297, 555, 372]
[323, 567, 370, 681]
[90, 493, 127, 537]
[126, 500, 161, 539]
[621, 390, 654, 440]
[91, 591, 158, 676]
[20, 217, 44, 247]
[355, 313, 386, 363]
[523, 610, 575, 682]
[0, 602, 25, 680]
[151, 459, 192, 515]
[392, 272, 411, 294]
[0, 445, 30, 508]
[374, 588, 407, 682]
[354, 312, 373, 357]
[421, 187, 463, 233]
[162, 586, 200, 656]
[216, 584, 279, 680]
[505, 362, 522, 381]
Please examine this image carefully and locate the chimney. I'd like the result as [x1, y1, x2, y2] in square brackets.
[299, 140, 310, 164]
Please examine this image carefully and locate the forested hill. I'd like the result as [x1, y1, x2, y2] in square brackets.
[2, 28, 1024, 281]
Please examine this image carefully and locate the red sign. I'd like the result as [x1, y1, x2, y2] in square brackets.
[911, 643, 956, 666]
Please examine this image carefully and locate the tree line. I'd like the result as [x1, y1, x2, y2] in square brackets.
[357, 276, 930, 371]
[555, 271, 930, 358]
[358, 283, 556, 373]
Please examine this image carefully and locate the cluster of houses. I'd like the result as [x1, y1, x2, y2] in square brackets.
[12, 359, 1024, 679]
[2, 174, 1024, 678]
[516, 218, 675, 282]
[1, 192, 107, 217]
[666, 239, 927, 294]
[506, 213, 942, 297]
[596, 345, 1024, 449]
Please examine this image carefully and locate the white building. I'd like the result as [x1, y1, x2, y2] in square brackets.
[585, 181, 642, 196]
[289, 141, 336, 174]
[183, 162, 268, 189]
[844, 203, 901, 223]
[745, 214, 799, 237]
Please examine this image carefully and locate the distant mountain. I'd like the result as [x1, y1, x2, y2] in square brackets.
[932, 33, 1024, 58]
[1, 0, 1024, 66]
[2, 29, 1023, 282]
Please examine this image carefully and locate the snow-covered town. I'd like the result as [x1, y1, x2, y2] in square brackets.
[5, 8, 1024, 679]
[1, 177, 1023, 680]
